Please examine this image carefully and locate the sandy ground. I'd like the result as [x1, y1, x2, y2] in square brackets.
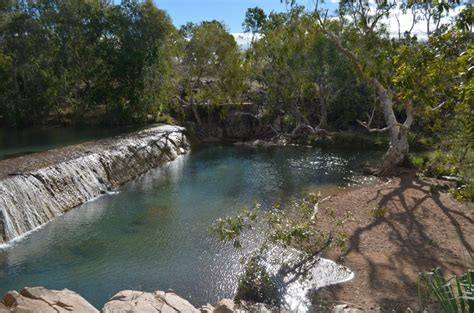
[316, 171, 473, 311]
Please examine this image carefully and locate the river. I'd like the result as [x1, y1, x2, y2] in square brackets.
[0, 145, 377, 308]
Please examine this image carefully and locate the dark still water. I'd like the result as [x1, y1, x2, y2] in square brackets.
[0, 146, 377, 308]
[0, 126, 140, 160]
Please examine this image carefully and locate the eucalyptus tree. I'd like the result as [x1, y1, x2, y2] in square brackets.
[248, 7, 358, 134]
[104, 0, 175, 123]
[248, 8, 315, 134]
[396, 21, 473, 168]
[174, 21, 247, 125]
[0, 0, 54, 125]
[281, 0, 467, 174]
[243, 6, 267, 42]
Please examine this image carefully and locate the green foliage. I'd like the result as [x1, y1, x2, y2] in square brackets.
[234, 254, 280, 306]
[210, 208, 257, 249]
[243, 7, 266, 34]
[210, 193, 350, 306]
[418, 268, 474, 313]
[174, 20, 247, 124]
[0, 0, 176, 126]
[246, 8, 373, 132]
[450, 181, 474, 202]
[408, 150, 471, 179]
[370, 207, 387, 218]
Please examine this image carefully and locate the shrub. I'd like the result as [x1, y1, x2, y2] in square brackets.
[234, 254, 280, 306]
[311, 132, 387, 150]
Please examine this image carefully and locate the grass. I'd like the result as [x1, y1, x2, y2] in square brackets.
[406, 148, 474, 201]
[418, 268, 474, 312]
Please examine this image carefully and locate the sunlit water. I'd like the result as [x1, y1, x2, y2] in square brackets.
[0, 146, 378, 308]
[0, 126, 140, 160]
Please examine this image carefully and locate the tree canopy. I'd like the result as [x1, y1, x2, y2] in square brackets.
[0, 0, 472, 175]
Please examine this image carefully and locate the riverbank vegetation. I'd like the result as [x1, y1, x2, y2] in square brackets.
[1, 0, 473, 311]
[1, 0, 472, 176]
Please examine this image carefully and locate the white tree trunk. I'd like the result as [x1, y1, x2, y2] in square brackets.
[376, 83, 414, 174]
[319, 27, 415, 174]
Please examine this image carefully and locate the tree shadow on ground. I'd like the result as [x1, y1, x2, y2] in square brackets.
[319, 172, 473, 310]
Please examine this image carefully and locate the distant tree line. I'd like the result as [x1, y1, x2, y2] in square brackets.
[0, 0, 472, 173]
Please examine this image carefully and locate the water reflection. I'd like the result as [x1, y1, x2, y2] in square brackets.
[0, 146, 378, 308]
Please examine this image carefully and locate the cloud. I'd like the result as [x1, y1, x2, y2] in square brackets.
[232, 3, 466, 49]
[329, 0, 465, 40]
[381, 4, 465, 40]
[231, 32, 261, 50]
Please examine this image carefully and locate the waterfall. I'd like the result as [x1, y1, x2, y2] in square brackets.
[0, 125, 190, 245]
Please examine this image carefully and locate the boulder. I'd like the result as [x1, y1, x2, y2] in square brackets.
[333, 304, 364, 313]
[213, 299, 234, 313]
[102, 290, 199, 313]
[2, 287, 98, 313]
[199, 304, 214, 313]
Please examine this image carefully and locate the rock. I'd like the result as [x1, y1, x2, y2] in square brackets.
[213, 299, 234, 313]
[2, 287, 98, 313]
[332, 304, 364, 313]
[235, 300, 286, 313]
[199, 304, 214, 313]
[102, 290, 198, 313]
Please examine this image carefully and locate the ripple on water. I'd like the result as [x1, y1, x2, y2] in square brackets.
[0, 146, 377, 308]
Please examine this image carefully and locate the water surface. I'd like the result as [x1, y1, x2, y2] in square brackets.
[0, 146, 376, 308]
[0, 126, 140, 160]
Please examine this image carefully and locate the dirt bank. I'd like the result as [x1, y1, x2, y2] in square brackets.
[316, 171, 473, 311]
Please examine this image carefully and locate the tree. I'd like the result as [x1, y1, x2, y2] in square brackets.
[280, 0, 466, 174]
[174, 21, 246, 125]
[243, 6, 267, 41]
[104, 0, 175, 124]
[0, 0, 175, 126]
[247, 7, 361, 134]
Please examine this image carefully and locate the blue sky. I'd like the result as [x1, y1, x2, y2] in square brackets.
[154, 0, 339, 32]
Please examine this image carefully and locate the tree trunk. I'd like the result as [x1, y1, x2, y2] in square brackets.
[190, 98, 202, 125]
[318, 89, 328, 129]
[381, 126, 409, 174]
[375, 83, 414, 174]
[320, 27, 415, 174]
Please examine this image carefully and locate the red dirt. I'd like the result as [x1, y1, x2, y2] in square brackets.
[316, 171, 473, 311]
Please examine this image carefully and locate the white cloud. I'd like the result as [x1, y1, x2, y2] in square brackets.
[232, 3, 465, 49]
[381, 4, 465, 40]
[330, 0, 465, 40]
[231, 32, 261, 50]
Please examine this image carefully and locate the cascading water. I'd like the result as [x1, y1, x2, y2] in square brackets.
[0, 125, 190, 245]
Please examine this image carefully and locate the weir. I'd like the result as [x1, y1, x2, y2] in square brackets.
[0, 125, 190, 244]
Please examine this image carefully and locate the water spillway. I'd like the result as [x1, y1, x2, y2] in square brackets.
[0, 125, 190, 244]
[0, 144, 379, 309]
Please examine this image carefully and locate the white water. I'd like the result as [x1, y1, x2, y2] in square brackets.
[0, 125, 190, 245]
[263, 245, 354, 312]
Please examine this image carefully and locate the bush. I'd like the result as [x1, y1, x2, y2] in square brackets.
[311, 132, 387, 150]
[235, 254, 280, 306]
[451, 180, 474, 202]
[407, 151, 460, 177]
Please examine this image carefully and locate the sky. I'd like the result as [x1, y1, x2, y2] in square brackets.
[152, 0, 466, 48]
[154, 0, 339, 32]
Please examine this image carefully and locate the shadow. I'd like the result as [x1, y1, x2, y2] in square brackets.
[321, 171, 473, 310]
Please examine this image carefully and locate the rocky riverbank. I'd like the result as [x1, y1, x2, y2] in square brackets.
[0, 286, 364, 313]
[0, 125, 190, 245]
[0, 287, 273, 313]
